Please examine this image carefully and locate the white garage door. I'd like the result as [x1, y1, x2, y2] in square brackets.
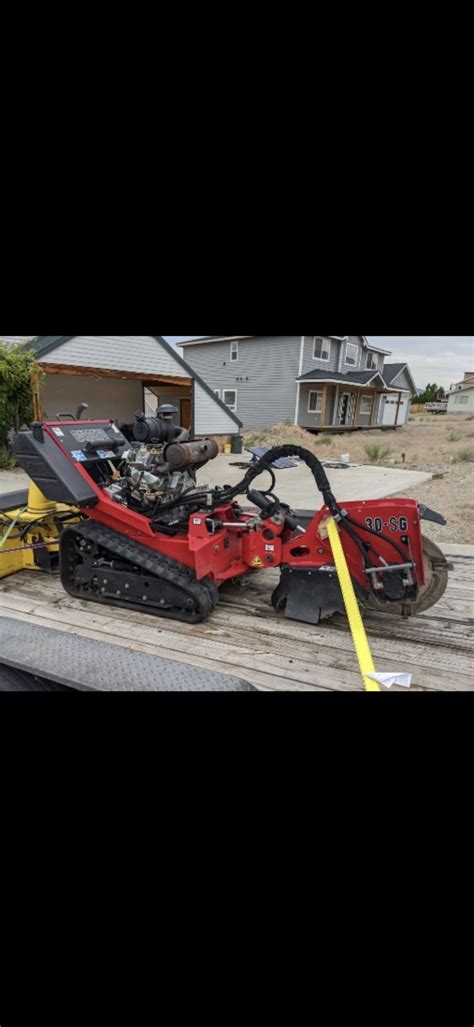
[382, 396, 398, 426]
[397, 395, 409, 423]
[382, 395, 409, 425]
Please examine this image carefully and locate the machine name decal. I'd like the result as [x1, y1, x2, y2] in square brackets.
[365, 516, 408, 533]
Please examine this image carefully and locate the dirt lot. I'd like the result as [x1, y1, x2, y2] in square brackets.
[240, 412, 474, 544]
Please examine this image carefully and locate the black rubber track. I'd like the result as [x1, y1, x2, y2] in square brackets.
[60, 520, 219, 624]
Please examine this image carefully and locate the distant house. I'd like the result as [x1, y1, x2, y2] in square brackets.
[178, 336, 416, 431]
[0, 335, 242, 437]
[447, 372, 474, 414]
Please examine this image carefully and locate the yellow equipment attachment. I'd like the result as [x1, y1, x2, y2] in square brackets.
[0, 483, 77, 579]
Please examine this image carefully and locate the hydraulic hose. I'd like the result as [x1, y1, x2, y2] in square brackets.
[220, 445, 340, 514]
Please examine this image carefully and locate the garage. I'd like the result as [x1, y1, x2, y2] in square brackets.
[381, 392, 410, 426]
[29, 335, 242, 437]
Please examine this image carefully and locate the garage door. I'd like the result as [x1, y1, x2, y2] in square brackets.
[397, 395, 409, 423]
[382, 396, 398, 425]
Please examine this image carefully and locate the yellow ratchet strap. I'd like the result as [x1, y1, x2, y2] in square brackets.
[327, 517, 381, 692]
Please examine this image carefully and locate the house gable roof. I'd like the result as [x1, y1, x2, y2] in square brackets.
[383, 363, 417, 393]
[29, 336, 243, 429]
[450, 380, 474, 393]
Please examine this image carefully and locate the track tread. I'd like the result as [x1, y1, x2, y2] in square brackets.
[60, 521, 219, 623]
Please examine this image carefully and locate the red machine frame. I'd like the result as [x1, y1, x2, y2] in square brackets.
[43, 420, 427, 594]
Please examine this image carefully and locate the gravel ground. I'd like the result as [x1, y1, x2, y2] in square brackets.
[242, 412, 474, 475]
[390, 462, 474, 544]
[240, 412, 474, 544]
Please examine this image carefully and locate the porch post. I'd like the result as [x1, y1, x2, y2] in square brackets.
[354, 389, 362, 427]
[320, 384, 328, 427]
[395, 391, 402, 425]
[334, 387, 339, 425]
[294, 381, 301, 426]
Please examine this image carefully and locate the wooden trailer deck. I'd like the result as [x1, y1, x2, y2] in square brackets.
[0, 550, 473, 691]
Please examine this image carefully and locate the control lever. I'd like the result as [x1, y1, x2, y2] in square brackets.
[248, 489, 273, 516]
[85, 440, 122, 455]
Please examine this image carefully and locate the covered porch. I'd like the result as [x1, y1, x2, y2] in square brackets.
[296, 377, 407, 433]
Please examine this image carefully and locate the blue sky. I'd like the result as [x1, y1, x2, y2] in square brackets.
[165, 336, 473, 389]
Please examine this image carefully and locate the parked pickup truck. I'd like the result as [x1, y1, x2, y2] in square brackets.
[425, 402, 448, 414]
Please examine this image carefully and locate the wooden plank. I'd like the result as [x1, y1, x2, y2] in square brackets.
[1, 587, 473, 689]
[1, 554, 473, 692]
[39, 363, 192, 387]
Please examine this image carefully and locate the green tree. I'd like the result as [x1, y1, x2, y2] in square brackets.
[0, 343, 42, 462]
[418, 383, 444, 403]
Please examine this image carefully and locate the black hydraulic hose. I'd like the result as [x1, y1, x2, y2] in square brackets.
[343, 515, 409, 563]
[218, 446, 340, 514]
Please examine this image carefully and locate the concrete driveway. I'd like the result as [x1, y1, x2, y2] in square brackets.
[0, 459, 432, 508]
[197, 454, 432, 508]
[0, 470, 29, 497]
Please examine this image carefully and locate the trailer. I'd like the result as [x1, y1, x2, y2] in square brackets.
[425, 402, 448, 414]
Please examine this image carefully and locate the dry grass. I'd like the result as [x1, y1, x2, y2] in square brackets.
[453, 449, 474, 463]
[364, 443, 392, 463]
[241, 413, 474, 473]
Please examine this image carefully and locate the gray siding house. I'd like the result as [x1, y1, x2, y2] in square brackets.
[178, 336, 416, 431]
[447, 372, 474, 414]
[1, 336, 242, 437]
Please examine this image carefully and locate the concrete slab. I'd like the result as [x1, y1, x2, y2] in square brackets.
[0, 470, 29, 496]
[1, 459, 432, 509]
[197, 455, 432, 508]
[440, 543, 474, 557]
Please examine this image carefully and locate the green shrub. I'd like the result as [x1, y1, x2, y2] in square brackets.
[453, 449, 474, 463]
[316, 435, 333, 446]
[0, 448, 15, 470]
[446, 430, 462, 442]
[0, 343, 42, 457]
[364, 443, 393, 463]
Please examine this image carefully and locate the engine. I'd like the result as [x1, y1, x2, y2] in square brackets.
[103, 407, 219, 521]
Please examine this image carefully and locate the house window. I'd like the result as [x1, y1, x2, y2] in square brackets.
[360, 395, 373, 415]
[308, 391, 323, 414]
[454, 394, 468, 404]
[230, 341, 239, 362]
[313, 337, 331, 362]
[223, 389, 237, 412]
[345, 343, 359, 367]
[366, 352, 377, 371]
